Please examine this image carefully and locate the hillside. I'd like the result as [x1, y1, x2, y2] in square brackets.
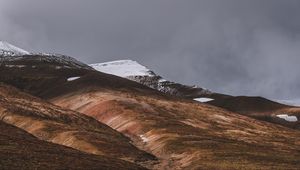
[0, 83, 156, 168]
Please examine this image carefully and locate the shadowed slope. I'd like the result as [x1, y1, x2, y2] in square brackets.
[208, 96, 288, 113]
[0, 120, 145, 170]
[208, 96, 300, 129]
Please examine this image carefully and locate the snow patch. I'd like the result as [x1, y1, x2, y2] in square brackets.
[89, 60, 154, 77]
[5, 65, 26, 68]
[276, 114, 298, 122]
[67, 77, 80, 81]
[158, 78, 167, 83]
[194, 98, 214, 103]
[139, 134, 149, 143]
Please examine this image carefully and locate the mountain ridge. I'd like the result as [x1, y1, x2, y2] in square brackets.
[0, 41, 30, 56]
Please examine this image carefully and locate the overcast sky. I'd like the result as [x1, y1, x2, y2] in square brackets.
[1, 0, 300, 99]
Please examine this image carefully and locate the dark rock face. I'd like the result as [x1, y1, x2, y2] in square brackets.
[127, 75, 211, 99]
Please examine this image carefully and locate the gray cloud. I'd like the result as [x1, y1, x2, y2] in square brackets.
[1, 0, 300, 99]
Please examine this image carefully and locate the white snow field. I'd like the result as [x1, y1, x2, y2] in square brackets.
[89, 60, 153, 77]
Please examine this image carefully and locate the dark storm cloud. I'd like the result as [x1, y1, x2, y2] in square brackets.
[1, 0, 300, 99]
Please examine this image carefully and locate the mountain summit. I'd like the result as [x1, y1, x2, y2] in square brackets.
[0, 41, 92, 70]
[90, 60, 155, 77]
[0, 41, 30, 56]
[90, 60, 211, 98]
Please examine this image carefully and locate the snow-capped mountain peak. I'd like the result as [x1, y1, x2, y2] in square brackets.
[89, 60, 155, 77]
[0, 41, 30, 56]
[0, 41, 92, 70]
[90, 60, 211, 98]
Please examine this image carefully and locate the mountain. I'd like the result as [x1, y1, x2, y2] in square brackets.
[90, 60, 300, 129]
[0, 41, 30, 56]
[1, 42, 300, 169]
[90, 60, 212, 99]
[0, 53, 92, 70]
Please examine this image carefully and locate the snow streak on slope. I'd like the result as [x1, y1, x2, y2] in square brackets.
[276, 114, 298, 122]
[67, 77, 81, 81]
[89, 60, 155, 77]
[0, 41, 30, 56]
[194, 98, 214, 103]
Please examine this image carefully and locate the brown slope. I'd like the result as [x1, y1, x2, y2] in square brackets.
[208, 96, 300, 129]
[0, 83, 156, 168]
[51, 87, 300, 170]
[0, 120, 144, 170]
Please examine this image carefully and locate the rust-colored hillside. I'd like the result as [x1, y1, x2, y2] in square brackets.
[51, 85, 300, 169]
[0, 83, 156, 169]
